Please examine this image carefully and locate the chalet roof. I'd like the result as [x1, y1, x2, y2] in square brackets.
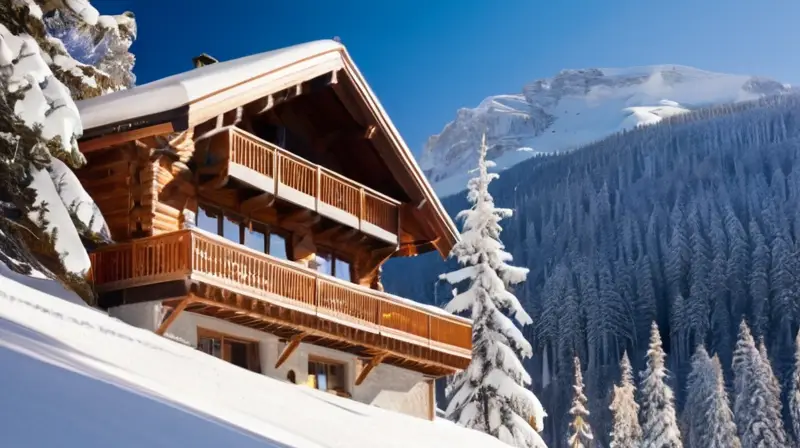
[75, 40, 459, 257]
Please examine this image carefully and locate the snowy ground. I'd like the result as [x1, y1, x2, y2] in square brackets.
[0, 268, 506, 448]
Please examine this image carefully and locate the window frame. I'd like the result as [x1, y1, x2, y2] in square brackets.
[307, 356, 348, 395]
[196, 203, 289, 259]
[314, 247, 353, 282]
[197, 327, 261, 373]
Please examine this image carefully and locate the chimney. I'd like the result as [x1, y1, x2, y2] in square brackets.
[192, 53, 218, 68]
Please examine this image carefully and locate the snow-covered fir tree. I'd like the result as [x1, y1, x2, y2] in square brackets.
[442, 134, 547, 448]
[608, 352, 641, 448]
[732, 320, 788, 448]
[383, 92, 800, 446]
[789, 330, 800, 443]
[684, 345, 740, 448]
[567, 357, 592, 448]
[0, 0, 135, 301]
[639, 322, 682, 448]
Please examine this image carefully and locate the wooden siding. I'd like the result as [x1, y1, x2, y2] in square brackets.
[90, 228, 472, 365]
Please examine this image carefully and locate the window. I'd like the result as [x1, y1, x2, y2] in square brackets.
[197, 328, 261, 373]
[197, 204, 288, 260]
[307, 358, 346, 393]
[313, 250, 351, 282]
[197, 207, 220, 234]
[269, 233, 287, 259]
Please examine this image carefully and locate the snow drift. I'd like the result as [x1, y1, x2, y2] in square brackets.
[0, 267, 508, 448]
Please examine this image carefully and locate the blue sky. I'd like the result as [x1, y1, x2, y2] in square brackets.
[97, 0, 800, 156]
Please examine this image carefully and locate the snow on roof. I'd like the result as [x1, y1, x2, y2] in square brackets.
[76, 39, 460, 252]
[76, 39, 344, 131]
[0, 270, 502, 448]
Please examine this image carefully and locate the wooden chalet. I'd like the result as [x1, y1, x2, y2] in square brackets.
[76, 40, 470, 420]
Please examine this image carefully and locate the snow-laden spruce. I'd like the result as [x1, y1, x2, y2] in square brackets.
[790, 330, 800, 443]
[442, 134, 547, 448]
[567, 357, 592, 448]
[0, 0, 132, 293]
[639, 322, 682, 448]
[732, 320, 788, 448]
[609, 352, 641, 447]
[684, 345, 740, 448]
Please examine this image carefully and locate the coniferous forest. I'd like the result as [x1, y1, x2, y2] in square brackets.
[383, 93, 800, 447]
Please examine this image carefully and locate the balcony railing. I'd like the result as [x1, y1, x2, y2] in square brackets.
[220, 128, 400, 243]
[90, 229, 472, 357]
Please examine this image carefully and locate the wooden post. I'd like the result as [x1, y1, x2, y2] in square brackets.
[315, 166, 321, 211]
[355, 352, 388, 386]
[358, 188, 365, 231]
[155, 297, 192, 336]
[274, 151, 280, 196]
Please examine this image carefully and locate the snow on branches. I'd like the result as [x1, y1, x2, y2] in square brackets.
[442, 134, 547, 448]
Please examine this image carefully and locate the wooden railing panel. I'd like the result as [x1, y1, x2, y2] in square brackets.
[91, 230, 471, 353]
[379, 301, 430, 341]
[225, 128, 399, 237]
[229, 131, 275, 177]
[279, 153, 316, 197]
[318, 280, 378, 326]
[430, 317, 472, 350]
[319, 172, 360, 217]
[364, 192, 398, 233]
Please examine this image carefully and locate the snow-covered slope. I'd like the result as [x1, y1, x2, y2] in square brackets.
[422, 65, 791, 197]
[0, 269, 506, 448]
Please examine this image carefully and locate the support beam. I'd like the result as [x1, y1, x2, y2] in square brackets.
[275, 332, 307, 369]
[355, 352, 389, 386]
[241, 192, 275, 215]
[156, 298, 192, 336]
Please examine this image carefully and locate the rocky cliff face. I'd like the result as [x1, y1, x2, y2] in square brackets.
[421, 65, 791, 197]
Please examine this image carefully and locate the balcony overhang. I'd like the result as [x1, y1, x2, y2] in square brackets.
[200, 127, 400, 246]
[90, 229, 472, 376]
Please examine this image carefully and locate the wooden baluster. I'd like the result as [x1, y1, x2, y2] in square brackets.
[427, 315, 432, 347]
[315, 166, 321, 211]
[359, 188, 365, 231]
[274, 151, 280, 195]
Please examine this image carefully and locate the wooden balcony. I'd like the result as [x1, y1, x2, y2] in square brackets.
[90, 229, 472, 375]
[210, 127, 400, 244]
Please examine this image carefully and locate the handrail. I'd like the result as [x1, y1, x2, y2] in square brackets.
[91, 229, 472, 351]
[229, 127, 401, 205]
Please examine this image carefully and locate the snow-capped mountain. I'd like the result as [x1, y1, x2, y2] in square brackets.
[421, 65, 791, 197]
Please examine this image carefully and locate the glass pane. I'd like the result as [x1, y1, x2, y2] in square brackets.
[269, 233, 287, 259]
[317, 364, 328, 391]
[244, 226, 266, 252]
[198, 337, 222, 358]
[315, 253, 332, 276]
[334, 258, 351, 282]
[223, 216, 240, 243]
[197, 207, 218, 234]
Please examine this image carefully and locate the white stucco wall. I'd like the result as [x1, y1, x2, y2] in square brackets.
[108, 302, 434, 419]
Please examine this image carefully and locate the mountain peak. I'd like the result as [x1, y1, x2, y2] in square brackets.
[421, 65, 790, 197]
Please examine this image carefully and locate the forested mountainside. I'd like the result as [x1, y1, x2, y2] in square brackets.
[383, 92, 800, 447]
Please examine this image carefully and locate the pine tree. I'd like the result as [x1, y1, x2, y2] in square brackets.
[609, 352, 641, 448]
[790, 330, 800, 443]
[442, 134, 547, 448]
[732, 320, 788, 448]
[639, 322, 682, 448]
[567, 357, 592, 448]
[684, 345, 741, 448]
[0, 0, 133, 297]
